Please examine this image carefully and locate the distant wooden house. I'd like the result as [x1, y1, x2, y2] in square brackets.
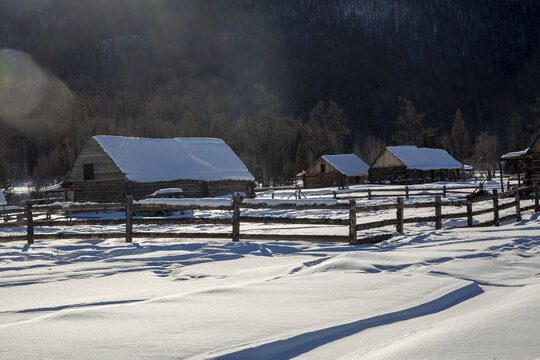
[303, 154, 369, 189]
[501, 133, 540, 186]
[62, 136, 255, 202]
[369, 146, 462, 184]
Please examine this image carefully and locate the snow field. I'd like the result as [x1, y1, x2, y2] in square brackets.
[1, 179, 538, 359]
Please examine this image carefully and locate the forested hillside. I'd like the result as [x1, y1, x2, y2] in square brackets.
[0, 0, 538, 185]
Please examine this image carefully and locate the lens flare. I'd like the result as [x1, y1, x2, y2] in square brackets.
[0, 49, 59, 118]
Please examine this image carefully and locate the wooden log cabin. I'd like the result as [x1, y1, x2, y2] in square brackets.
[501, 132, 540, 186]
[62, 136, 255, 202]
[368, 146, 462, 184]
[303, 154, 369, 189]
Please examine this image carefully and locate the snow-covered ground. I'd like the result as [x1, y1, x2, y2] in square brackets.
[1, 179, 539, 359]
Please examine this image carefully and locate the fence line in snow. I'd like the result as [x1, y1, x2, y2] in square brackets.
[0, 186, 538, 245]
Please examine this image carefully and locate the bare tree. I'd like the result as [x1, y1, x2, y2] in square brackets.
[473, 131, 501, 179]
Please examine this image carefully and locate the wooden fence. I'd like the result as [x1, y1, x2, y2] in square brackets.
[0, 186, 538, 245]
[271, 184, 484, 200]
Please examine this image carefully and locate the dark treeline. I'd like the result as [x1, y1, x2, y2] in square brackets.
[0, 0, 539, 186]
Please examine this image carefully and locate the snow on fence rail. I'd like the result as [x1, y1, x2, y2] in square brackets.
[0, 186, 538, 245]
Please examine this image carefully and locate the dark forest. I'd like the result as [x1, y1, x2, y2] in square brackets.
[0, 0, 539, 185]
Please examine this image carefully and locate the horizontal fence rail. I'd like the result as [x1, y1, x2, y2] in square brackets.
[0, 186, 538, 245]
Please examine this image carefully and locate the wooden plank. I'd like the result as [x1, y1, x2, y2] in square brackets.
[133, 218, 232, 225]
[125, 195, 133, 243]
[396, 197, 404, 234]
[33, 219, 126, 226]
[26, 201, 34, 244]
[498, 201, 517, 210]
[0, 235, 27, 242]
[499, 214, 518, 223]
[239, 216, 349, 226]
[443, 200, 468, 207]
[515, 190, 521, 221]
[356, 233, 392, 244]
[466, 196, 473, 227]
[33, 233, 126, 240]
[403, 216, 437, 224]
[471, 208, 495, 216]
[0, 208, 25, 215]
[33, 203, 125, 213]
[134, 204, 233, 211]
[239, 233, 350, 243]
[232, 194, 241, 242]
[0, 220, 28, 228]
[403, 202, 435, 209]
[349, 199, 357, 244]
[492, 189, 499, 226]
[133, 232, 232, 239]
[356, 204, 397, 211]
[440, 211, 469, 220]
[240, 203, 348, 210]
[357, 219, 397, 230]
[434, 196, 442, 230]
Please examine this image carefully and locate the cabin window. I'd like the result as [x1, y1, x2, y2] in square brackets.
[320, 163, 326, 173]
[83, 163, 95, 181]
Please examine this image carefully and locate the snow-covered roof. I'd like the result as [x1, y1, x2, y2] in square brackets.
[321, 154, 369, 177]
[0, 191, 5, 205]
[502, 133, 540, 160]
[93, 136, 254, 183]
[501, 148, 529, 160]
[386, 146, 462, 170]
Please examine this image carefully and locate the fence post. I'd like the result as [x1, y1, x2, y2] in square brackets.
[515, 189, 521, 222]
[396, 197, 404, 234]
[368, 189, 372, 200]
[232, 194, 242, 242]
[271, 192, 274, 200]
[405, 186, 409, 199]
[443, 185, 447, 198]
[507, 181, 511, 192]
[434, 196, 442, 230]
[492, 189, 499, 226]
[466, 195, 473, 227]
[125, 195, 133, 243]
[534, 185, 539, 208]
[26, 201, 34, 244]
[333, 191, 337, 199]
[349, 199, 357, 244]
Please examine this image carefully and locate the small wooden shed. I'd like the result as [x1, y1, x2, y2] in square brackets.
[303, 154, 369, 189]
[501, 132, 540, 186]
[62, 136, 255, 202]
[369, 146, 462, 184]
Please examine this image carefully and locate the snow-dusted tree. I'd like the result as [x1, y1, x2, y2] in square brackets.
[504, 112, 525, 152]
[391, 96, 424, 146]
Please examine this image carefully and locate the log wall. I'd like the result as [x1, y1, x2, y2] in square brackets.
[73, 180, 126, 203]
